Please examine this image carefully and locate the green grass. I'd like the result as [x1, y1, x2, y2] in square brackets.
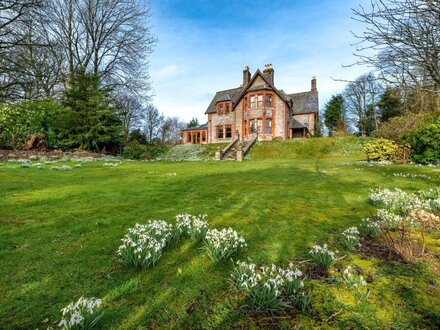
[0, 138, 439, 329]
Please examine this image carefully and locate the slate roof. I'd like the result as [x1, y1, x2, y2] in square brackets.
[181, 123, 208, 131]
[287, 91, 319, 114]
[290, 118, 307, 129]
[205, 87, 243, 114]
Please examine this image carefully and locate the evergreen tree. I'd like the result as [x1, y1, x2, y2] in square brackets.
[378, 87, 402, 123]
[187, 117, 199, 128]
[324, 94, 345, 135]
[59, 69, 122, 152]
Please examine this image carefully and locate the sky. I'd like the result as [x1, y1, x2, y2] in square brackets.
[148, 0, 371, 123]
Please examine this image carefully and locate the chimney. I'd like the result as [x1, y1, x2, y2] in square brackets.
[311, 76, 317, 92]
[263, 64, 274, 85]
[243, 65, 251, 86]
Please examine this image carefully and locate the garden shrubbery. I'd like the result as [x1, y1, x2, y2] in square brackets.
[364, 138, 398, 161]
[408, 119, 440, 165]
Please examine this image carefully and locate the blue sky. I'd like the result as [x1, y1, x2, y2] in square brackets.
[149, 0, 370, 123]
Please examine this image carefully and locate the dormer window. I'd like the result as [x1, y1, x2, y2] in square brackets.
[217, 104, 223, 115]
[225, 104, 230, 114]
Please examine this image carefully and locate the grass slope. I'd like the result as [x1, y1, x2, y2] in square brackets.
[0, 138, 439, 329]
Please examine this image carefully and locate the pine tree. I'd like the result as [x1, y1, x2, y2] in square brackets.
[59, 69, 123, 152]
[378, 88, 402, 123]
[324, 94, 345, 135]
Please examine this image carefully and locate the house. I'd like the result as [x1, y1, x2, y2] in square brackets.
[182, 65, 319, 144]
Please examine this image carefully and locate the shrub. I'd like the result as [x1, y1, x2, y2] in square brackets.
[364, 138, 398, 161]
[408, 120, 440, 164]
[0, 99, 62, 149]
[58, 297, 103, 330]
[373, 112, 431, 143]
[230, 260, 307, 313]
[342, 227, 360, 250]
[309, 244, 337, 269]
[122, 141, 148, 160]
[203, 227, 246, 261]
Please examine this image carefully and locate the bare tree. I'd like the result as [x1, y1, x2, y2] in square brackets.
[143, 104, 163, 144]
[160, 117, 186, 144]
[351, 0, 440, 98]
[344, 73, 382, 136]
[114, 92, 145, 142]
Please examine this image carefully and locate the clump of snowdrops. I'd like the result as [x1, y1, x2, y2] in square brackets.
[203, 227, 247, 261]
[342, 227, 360, 250]
[309, 243, 338, 270]
[230, 260, 310, 313]
[58, 297, 103, 330]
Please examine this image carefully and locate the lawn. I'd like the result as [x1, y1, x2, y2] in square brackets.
[1, 139, 439, 329]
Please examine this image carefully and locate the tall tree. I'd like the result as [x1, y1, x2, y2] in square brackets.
[143, 104, 163, 144]
[187, 117, 199, 128]
[160, 117, 186, 144]
[351, 0, 440, 97]
[324, 94, 345, 135]
[60, 69, 122, 152]
[344, 73, 382, 136]
[377, 87, 403, 122]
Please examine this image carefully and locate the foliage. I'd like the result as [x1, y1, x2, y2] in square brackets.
[0, 99, 62, 149]
[373, 112, 433, 144]
[364, 138, 398, 161]
[203, 228, 246, 262]
[187, 117, 199, 128]
[58, 297, 103, 330]
[377, 87, 403, 122]
[59, 69, 123, 153]
[408, 119, 440, 165]
[323, 94, 345, 135]
[128, 129, 147, 144]
[230, 260, 307, 313]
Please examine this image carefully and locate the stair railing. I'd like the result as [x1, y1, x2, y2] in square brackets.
[242, 132, 258, 157]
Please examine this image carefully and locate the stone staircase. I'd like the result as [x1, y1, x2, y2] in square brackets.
[216, 134, 258, 161]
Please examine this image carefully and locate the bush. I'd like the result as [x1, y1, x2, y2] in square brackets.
[0, 99, 62, 149]
[373, 112, 432, 143]
[408, 119, 440, 164]
[364, 138, 398, 161]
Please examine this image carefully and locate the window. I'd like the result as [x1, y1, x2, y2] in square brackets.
[225, 125, 232, 138]
[257, 95, 263, 107]
[265, 119, 272, 134]
[217, 104, 223, 115]
[225, 104, 230, 114]
[217, 126, 224, 139]
[250, 96, 256, 108]
[257, 119, 262, 133]
[266, 95, 272, 107]
[188, 132, 191, 143]
[202, 131, 206, 142]
[250, 120, 256, 132]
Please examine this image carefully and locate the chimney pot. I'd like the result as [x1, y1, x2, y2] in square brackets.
[311, 76, 317, 92]
[243, 65, 251, 86]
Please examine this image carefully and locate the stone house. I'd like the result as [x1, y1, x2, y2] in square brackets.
[182, 65, 318, 144]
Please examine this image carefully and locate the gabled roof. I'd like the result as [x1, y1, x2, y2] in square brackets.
[233, 69, 288, 105]
[287, 91, 319, 114]
[205, 87, 243, 114]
